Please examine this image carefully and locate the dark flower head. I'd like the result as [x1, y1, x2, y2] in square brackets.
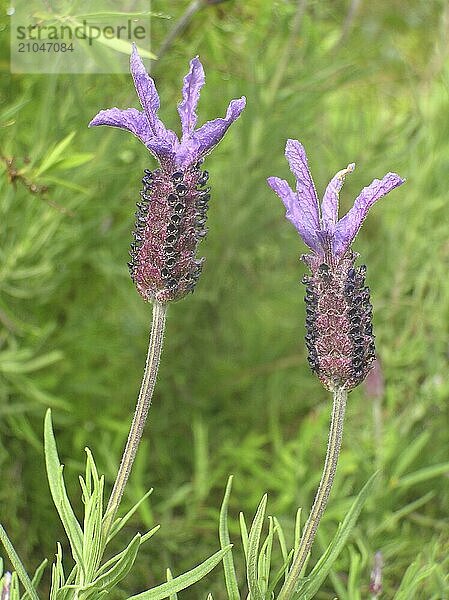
[89, 45, 246, 302]
[268, 140, 405, 391]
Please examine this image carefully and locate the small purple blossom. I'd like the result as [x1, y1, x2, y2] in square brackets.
[369, 551, 383, 596]
[89, 45, 245, 303]
[268, 140, 405, 391]
[1, 572, 11, 600]
[89, 44, 246, 170]
[267, 139, 405, 264]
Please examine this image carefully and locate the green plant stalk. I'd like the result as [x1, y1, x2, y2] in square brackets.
[103, 300, 167, 536]
[277, 387, 347, 600]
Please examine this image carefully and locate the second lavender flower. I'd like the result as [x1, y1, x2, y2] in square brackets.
[268, 140, 405, 391]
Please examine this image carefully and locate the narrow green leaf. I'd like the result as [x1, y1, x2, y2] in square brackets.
[11, 572, 21, 600]
[43, 175, 89, 194]
[378, 491, 434, 532]
[35, 132, 76, 177]
[272, 517, 289, 585]
[295, 473, 378, 600]
[107, 488, 154, 542]
[88, 534, 140, 592]
[166, 568, 178, 600]
[0, 525, 39, 600]
[126, 546, 232, 600]
[246, 495, 267, 600]
[393, 561, 435, 599]
[0, 98, 30, 120]
[239, 513, 248, 559]
[22, 559, 48, 600]
[258, 516, 274, 597]
[347, 548, 362, 600]
[50, 543, 65, 600]
[54, 153, 95, 171]
[391, 431, 430, 479]
[328, 565, 348, 600]
[44, 410, 84, 566]
[140, 525, 161, 545]
[273, 518, 287, 563]
[267, 549, 294, 597]
[395, 462, 449, 488]
[219, 476, 240, 600]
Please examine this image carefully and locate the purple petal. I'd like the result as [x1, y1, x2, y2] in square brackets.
[176, 97, 246, 166]
[89, 107, 153, 145]
[321, 163, 355, 233]
[333, 172, 405, 257]
[145, 130, 179, 164]
[130, 44, 166, 137]
[284, 140, 320, 233]
[178, 56, 205, 138]
[267, 176, 322, 253]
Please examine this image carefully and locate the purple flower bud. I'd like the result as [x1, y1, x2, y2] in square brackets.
[89, 45, 246, 302]
[369, 551, 383, 596]
[268, 140, 405, 390]
[1, 572, 11, 600]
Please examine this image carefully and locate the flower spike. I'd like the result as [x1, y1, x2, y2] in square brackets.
[268, 140, 405, 391]
[89, 45, 246, 303]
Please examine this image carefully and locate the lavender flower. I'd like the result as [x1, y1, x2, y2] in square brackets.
[268, 139, 404, 391]
[0, 572, 11, 600]
[89, 45, 245, 303]
[369, 551, 383, 596]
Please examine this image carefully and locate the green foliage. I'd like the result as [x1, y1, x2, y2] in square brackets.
[217, 475, 376, 599]
[0, 412, 229, 599]
[2, 0, 449, 598]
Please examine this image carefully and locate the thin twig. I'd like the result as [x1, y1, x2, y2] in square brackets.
[332, 0, 362, 51]
[156, 0, 202, 62]
[155, 0, 230, 64]
[277, 387, 347, 600]
[266, 0, 308, 105]
[103, 300, 167, 535]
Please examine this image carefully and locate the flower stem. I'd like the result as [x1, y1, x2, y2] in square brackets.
[103, 300, 167, 536]
[277, 387, 347, 600]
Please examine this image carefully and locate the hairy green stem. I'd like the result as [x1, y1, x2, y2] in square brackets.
[103, 300, 167, 535]
[277, 387, 347, 600]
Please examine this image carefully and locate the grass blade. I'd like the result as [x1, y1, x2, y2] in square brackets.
[246, 495, 267, 600]
[0, 525, 39, 600]
[219, 476, 240, 600]
[44, 410, 84, 566]
[127, 546, 232, 600]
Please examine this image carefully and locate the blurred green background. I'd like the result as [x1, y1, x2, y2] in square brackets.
[1, 0, 449, 597]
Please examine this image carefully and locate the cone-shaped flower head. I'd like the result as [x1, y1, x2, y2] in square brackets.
[89, 45, 246, 303]
[268, 140, 405, 391]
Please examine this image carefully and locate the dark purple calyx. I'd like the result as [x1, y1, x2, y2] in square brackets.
[302, 251, 375, 391]
[128, 163, 210, 302]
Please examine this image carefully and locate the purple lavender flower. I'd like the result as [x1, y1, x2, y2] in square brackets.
[369, 551, 383, 596]
[268, 140, 404, 391]
[0, 572, 11, 600]
[89, 44, 245, 303]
